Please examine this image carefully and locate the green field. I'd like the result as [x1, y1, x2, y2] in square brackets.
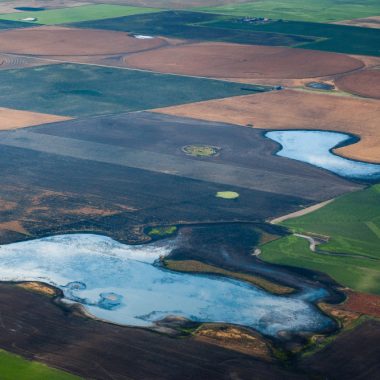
[0, 4, 160, 25]
[260, 185, 380, 294]
[70, 10, 317, 47]
[196, 0, 380, 23]
[0, 350, 80, 380]
[205, 19, 380, 56]
[283, 185, 380, 260]
[0, 63, 268, 117]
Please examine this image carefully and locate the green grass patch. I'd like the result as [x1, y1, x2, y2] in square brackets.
[216, 191, 239, 199]
[0, 4, 160, 25]
[0, 63, 268, 117]
[195, 0, 380, 23]
[260, 185, 380, 295]
[0, 349, 80, 380]
[148, 226, 177, 237]
[282, 185, 380, 260]
[260, 235, 380, 295]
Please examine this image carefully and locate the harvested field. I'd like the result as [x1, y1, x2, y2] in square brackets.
[0, 26, 171, 56]
[155, 89, 380, 163]
[335, 69, 380, 99]
[301, 319, 380, 379]
[0, 283, 307, 380]
[123, 42, 364, 79]
[0, 107, 71, 130]
[334, 16, 380, 29]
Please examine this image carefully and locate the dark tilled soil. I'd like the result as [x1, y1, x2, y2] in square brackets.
[0, 283, 307, 380]
[301, 319, 380, 380]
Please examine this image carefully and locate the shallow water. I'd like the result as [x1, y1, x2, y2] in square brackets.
[0, 234, 332, 336]
[266, 130, 380, 180]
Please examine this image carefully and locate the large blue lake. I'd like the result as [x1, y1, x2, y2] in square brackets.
[266, 130, 380, 180]
[0, 234, 332, 336]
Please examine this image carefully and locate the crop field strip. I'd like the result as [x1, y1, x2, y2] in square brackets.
[0, 116, 359, 200]
[66, 10, 380, 56]
[0, 111, 361, 245]
[0, 63, 268, 117]
[155, 89, 380, 163]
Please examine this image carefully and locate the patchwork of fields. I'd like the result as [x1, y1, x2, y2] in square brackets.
[0, 1, 377, 379]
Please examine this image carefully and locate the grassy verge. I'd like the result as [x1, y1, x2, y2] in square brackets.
[0, 350, 80, 380]
[0, 4, 160, 25]
[147, 226, 177, 237]
[164, 259, 294, 295]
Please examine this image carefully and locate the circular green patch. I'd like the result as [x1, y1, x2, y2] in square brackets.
[216, 191, 240, 199]
[182, 144, 220, 157]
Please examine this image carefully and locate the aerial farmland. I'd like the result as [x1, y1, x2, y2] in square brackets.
[0, 1, 378, 379]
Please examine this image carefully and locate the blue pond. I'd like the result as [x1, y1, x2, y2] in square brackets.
[0, 234, 333, 337]
[266, 130, 380, 180]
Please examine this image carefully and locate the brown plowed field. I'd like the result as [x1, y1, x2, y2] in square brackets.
[123, 42, 364, 79]
[0, 107, 71, 130]
[0, 26, 171, 56]
[155, 89, 380, 163]
[0, 53, 53, 69]
[0, 283, 306, 380]
[301, 319, 380, 380]
[336, 69, 380, 99]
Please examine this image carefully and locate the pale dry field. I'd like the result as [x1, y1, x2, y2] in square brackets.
[0, 107, 71, 130]
[334, 16, 380, 29]
[154, 89, 380, 163]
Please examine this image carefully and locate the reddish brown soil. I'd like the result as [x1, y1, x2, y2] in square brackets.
[155, 89, 380, 163]
[123, 42, 364, 79]
[0, 26, 171, 56]
[336, 69, 380, 99]
[341, 291, 380, 318]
